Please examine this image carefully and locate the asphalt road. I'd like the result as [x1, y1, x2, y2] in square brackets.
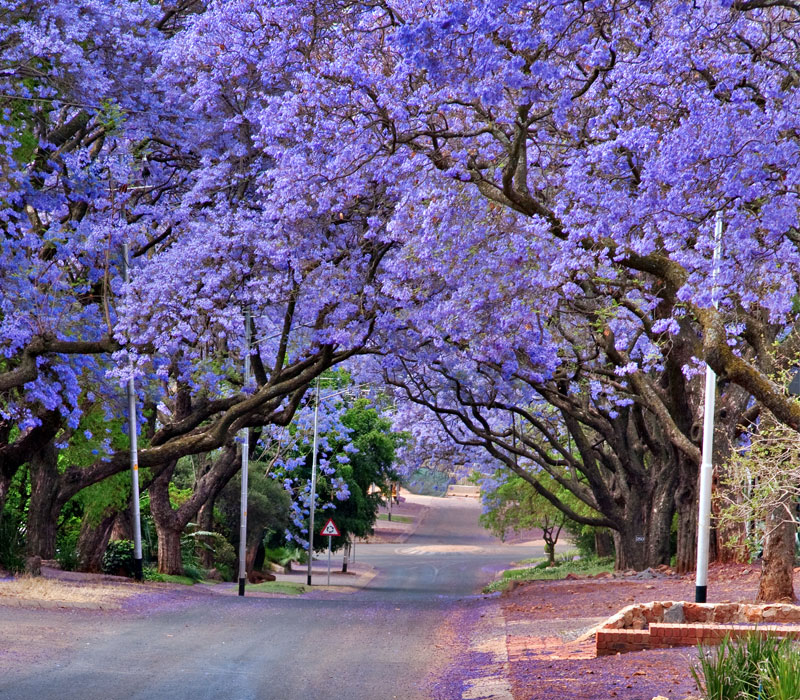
[0, 496, 555, 700]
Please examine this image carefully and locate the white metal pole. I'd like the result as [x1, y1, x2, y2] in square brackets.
[123, 244, 143, 581]
[238, 309, 251, 596]
[327, 535, 332, 586]
[306, 377, 321, 586]
[695, 211, 723, 603]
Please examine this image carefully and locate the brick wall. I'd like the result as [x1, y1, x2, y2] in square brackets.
[595, 601, 800, 656]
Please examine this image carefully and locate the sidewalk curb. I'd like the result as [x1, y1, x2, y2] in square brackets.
[462, 600, 514, 700]
[0, 597, 109, 611]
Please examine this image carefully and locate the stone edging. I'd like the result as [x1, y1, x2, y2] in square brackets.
[596, 601, 800, 656]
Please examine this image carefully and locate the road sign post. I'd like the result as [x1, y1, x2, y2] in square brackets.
[320, 518, 340, 586]
[307, 378, 321, 586]
[327, 536, 332, 586]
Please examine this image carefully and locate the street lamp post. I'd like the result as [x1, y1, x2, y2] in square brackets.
[306, 377, 321, 586]
[238, 309, 251, 597]
[306, 381, 369, 585]
[695, 211, 723, 603]
[122, 244, 143, 581]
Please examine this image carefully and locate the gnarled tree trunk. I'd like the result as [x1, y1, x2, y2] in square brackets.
[674, 452, 698, 574]
[156, 525, 184, 576]
[594, 530, 614, 557]
[26, 440, 62, 561]
[149, 460, 184, 575]
[77, 508, 117, 573]
[756, 499, 796, 602]
[150, 441, 241, 575]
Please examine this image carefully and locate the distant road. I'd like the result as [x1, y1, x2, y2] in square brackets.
[0, 497, 557, 700]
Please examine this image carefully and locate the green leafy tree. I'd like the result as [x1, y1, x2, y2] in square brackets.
[217, 470, 292, 574]
[479, 472, 601, 565]
[288, 399, 404, 553]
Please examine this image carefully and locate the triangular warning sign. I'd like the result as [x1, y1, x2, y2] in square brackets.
[320, 518, 340, 537]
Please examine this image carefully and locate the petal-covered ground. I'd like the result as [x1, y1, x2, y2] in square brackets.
[500, 563, 778, 700]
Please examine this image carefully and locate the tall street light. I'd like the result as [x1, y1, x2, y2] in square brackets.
[306, 381, 369, 586]
[695, 210, 723, 603]
[238, 309, 251, 596]
[306, 377, 322, 586]
[122, 244, 143, 581]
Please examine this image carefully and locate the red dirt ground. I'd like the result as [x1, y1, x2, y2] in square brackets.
[501, 562, 787, 700]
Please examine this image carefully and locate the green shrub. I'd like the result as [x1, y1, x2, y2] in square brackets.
[143, 567, 196, 585]
[215, 563, 233, 581]
[102, 539, 135, 577]
[692, 633, 800, 700]
[142, 566, 163, 581]
[55, 540, 80, 572]
[263, 545, 295, 567]
[0, 513, 25, 573]
[762, 646, 800, 700]
[55, 518, 81, 572]
[185, 529, 236, 572]
[182, 562, 205, 582]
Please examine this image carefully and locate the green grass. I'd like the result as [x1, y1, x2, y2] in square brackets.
[146, 572, 197, 585]
[377, 514, 413, 523]
[515, 549, 579, 565]
[692, 632, 800, 700]
[483, 556, 614, 593]
[246, 581, 309, 595]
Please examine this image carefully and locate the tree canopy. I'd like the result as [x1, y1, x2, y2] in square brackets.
[4, 0, 800, 596]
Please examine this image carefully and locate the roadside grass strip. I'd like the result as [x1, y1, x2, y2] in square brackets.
[377, 513, 413, 523]
[246, 581, 309, 595]
[483, 556, 615, 593]
[143, 572, 198, 586]
[0, 575, 135, 608]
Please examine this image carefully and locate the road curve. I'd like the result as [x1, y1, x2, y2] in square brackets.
[0, 496, 554, 700]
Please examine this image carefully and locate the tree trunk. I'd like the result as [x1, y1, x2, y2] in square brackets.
[110, 510, 133, 542]
[25, 440, 61, 560]
[673, 451, 698, 574]
[342, 541, 350, 572]
[756, 501, 796, 603]
[149, 460, 184, 575]
[648, 481, 675, 566]
[614, 530, 647, 570]
[713, 385, 752, 564]
[0, 409, 62, 517]
[545, 541, 555, 565]
[196, 498, 216, 569]
[675, 494, 697, 574]
[713, 441, 749, 564]
[150, 440, 240, 575]
[614, 476, 674, 571]
[594, 530, 614, 558]
[245, 542, 259, 574]
[0, 477, 9, 518]
[157, 525, 184, 575]
[77, 509, 117, 573]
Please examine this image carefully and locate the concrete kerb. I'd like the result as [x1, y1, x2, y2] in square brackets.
[0, 596, 109, 611]
[269, 561, 378, 594]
